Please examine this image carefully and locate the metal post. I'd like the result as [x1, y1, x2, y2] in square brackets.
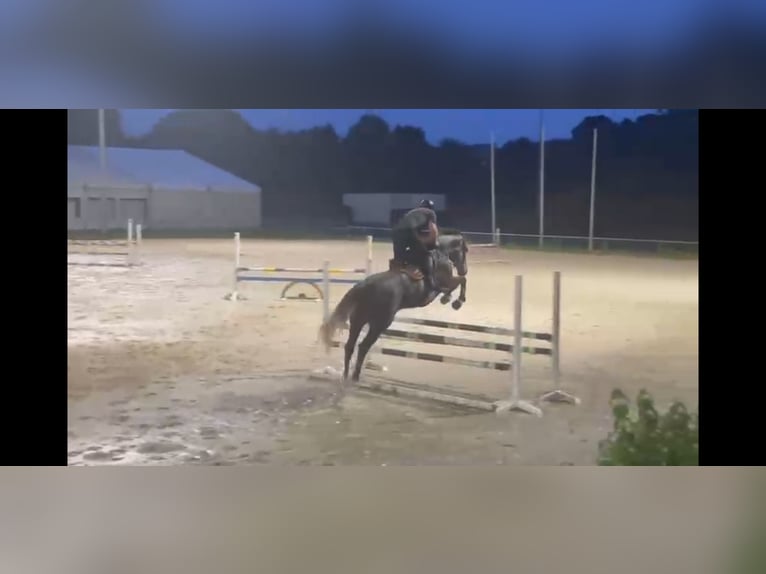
[588, 128, 599, 252]
[552, 271, 561, 383]
[495, 227, 501, 247]
[97, 109, 107, 175]
[365, 235, 373, 276]
[322, 260, 331, 322]
[127, 218, 133, 243]
[490, 132, 496, 247]
[538, 110, 545, 249]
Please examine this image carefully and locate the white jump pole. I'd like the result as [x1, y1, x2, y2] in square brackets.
[365, 235, 373, 276]
[495, 275, 543, 416]
[234, 231, 241, 269]
[126, 219, 134, 265]
[552, 270, 560, 382]
[228, 232, 241, 301]
[539, 271, 580, 405]
[513, 275, 522, 401]
[133, 223, 143, 265]
[322, 260, 331, 322]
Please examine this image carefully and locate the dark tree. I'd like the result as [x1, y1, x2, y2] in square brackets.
[113, 109, 698, 240]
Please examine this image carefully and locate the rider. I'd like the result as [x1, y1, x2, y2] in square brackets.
[391, 199, 439, 292]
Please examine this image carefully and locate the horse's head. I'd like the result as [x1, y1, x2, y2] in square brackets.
[438, 230, 468, 277]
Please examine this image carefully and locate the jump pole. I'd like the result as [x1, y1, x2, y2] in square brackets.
[67, 218, 140, 267]
[131, 222, 143, 265]
[228, 232, 243, 301]
[365, 234, 373, 275]
[322, 260, 331, 322]
[539, 270, 580, 405]
[495, 275, 543, 416]
[342, 270, 576, 409]
[227, 234, 372, 302]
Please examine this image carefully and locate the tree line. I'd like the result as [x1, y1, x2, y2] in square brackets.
[68, 109, 698, 240]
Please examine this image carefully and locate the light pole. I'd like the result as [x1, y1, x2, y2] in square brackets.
[490, 131, 496, 245]
[538, 110, 545, 248]
[588, 128, 599, 251]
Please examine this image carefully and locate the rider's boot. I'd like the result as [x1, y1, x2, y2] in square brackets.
[422, 254, 435, 293]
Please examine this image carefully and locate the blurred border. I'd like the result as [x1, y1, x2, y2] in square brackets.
[3, 4, 766, 106]
[0, 466, 760, 574]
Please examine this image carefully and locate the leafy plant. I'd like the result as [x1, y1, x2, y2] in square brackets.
[598, 389, 698, 465]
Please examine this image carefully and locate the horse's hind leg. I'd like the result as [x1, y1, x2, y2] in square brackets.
[343, 312, 365, 382]
[352, 315, 393, 382]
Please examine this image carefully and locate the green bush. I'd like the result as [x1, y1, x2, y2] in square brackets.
[598, 389, 698, 465]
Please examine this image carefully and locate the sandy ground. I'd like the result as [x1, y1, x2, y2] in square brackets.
[67, 237, 698, 465]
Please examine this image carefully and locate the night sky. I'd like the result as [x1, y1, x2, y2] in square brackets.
[120, 109, 655, 144]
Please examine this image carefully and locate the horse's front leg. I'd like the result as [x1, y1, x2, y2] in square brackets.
[451, 276, 467, 310]
[439, 277, 460, 305]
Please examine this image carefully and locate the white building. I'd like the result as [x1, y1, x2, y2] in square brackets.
[67, 146, 262, 231]
[342, 193, 446, 226]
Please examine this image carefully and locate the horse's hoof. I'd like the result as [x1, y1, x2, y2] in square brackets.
[439, 295, 451, 305]
[451, 300, 463, 310]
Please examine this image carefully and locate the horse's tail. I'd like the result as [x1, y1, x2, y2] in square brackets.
[318, 282, 364, 352]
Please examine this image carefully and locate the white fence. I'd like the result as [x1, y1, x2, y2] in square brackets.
[341, 225, 698, 255]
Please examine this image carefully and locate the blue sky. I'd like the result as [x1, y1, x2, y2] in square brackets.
[150, 0, 738, 60]
[120, 109, 655, 144]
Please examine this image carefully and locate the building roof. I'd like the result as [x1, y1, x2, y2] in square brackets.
[67, 146, 261, 193]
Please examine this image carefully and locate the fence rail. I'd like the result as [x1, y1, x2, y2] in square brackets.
[340, 225, 698, 255]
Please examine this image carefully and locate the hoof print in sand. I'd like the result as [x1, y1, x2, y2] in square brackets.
[82, 450, 112, 461]
[157, 416, 183, 429]
[198, 426, 221, 440]
[108, 413, 131, 424]
[136, 441, 185, 454]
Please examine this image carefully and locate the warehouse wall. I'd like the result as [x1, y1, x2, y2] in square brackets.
[67, 184, 261, 231]
[147, 188, 261, 230]
[67, 184, 149, 231]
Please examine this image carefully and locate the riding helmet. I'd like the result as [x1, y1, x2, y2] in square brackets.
[419, 199, 435, 210]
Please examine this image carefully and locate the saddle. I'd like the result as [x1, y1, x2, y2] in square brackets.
[389, 258, 424, 281]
